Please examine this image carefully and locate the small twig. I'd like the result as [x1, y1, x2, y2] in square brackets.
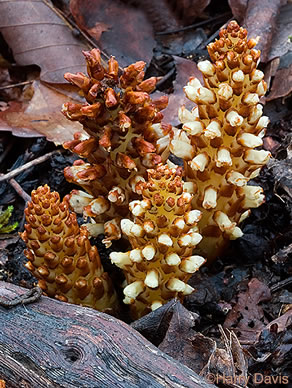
[0, 80, 33, 91]
[7, 178, 31, 203]
[271, 276, 292, 293]
[0, 286, 42, 308]
[155, 67, 176, 88]
[156, 12, 232, 36]
[0, 149, 64, 183]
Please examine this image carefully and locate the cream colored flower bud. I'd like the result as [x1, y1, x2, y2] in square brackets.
[249, 104, 263, 124]
[202, 187, 217, 209]
[214, 211, 236, 232]
[189, 153, 209, 172]
[237, 133, 263, 148]
[69, 191, 94, 214]
[178, 234, 192, 247]
[183, 120, 204, 135]
[86, 197, 110, 216]
[249, 168, 261, 179]
[123, 296, 134, 305]
[173, 218, 185, 230]
[151, 301, 163, 311]
[158, 233, 173, 247]
[129, 200, 145, 217]
[182, 284, 195, 296]
[244, 149, 270, 164]
[216, 148, 232, 167]
[143, 220, 155, 234]
[166, 278, 186, 292]
[181, 192, 193, 203]
[142, 245, 156, 260]
[184, 85, 198, 102]
[185, 81, 216, 103]
[229, 226, 243, 240]
[226, 111, 243, 126]
[108, 186, 125, 203]
[84, 222, 104, 237]
[239, 210, 250, 223]
[170, 130, 194, 160]
[110, 252, 131, 269]
[184, 210, 202, 225]
[144, 269, 159, 288]
[198, 60, 215, 76]
[188, 78, 202, 88]
[129, 248, 143, 263]
[232, 70, 244, 82]
[150, 123, 164, 138]
[183, 182, 196, 193]
[190, 232, 203, 246]
[226, 171, 248, 186]
[165, 253, 181, 266]
[180, 255, 205, 273]
[256, 116, 269, 130]
[243, 93, 259, 105]
[218, 83, 233, 100]
[129, 175, 145, 194]
[240, 185, 265, 208]
[251, 69, 264, 82]
[256, 81, 267, 96]
[178, 106, 198, 123]
[124, 281, 144, 299]
[204, 120, 222, 139]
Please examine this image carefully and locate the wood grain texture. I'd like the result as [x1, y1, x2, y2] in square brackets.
[0, 281, 216, 388]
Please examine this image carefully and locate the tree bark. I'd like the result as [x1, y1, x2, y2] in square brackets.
[0, 281, 216, 388]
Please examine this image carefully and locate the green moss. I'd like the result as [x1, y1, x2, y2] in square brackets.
[0, 206, 18, 233]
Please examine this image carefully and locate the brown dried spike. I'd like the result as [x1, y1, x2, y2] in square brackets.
[108, 57, 119, 79]
[83, 49, 105, 80]
[62, 49, 170, 246]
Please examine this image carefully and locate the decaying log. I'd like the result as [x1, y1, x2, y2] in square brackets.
[0, 281, 216, 388]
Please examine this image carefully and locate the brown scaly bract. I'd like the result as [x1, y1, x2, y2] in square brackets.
[62, 49, 172, 246]
[110, 165, 205, 319]
[170, 21, 271, 261]
[20, 185, 118, 314]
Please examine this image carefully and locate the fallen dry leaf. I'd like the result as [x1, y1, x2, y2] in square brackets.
[266, 64, 292, 101]
[158, 302, 213, 374]
[266, 309, 292, 333]
[125, 0, 211, 32]
[70, 0, 155, 67]
[244, 0, 288, 63]
[0, 0, 86, 83]
[131, 299, 197, 347]
[228, 0, 248, 21]
[229, 0, 290, 63]
[224, 278, 272, 344]
[0, 81, 83, 144]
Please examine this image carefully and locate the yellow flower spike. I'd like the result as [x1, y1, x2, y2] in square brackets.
[171, 20, 271, 261]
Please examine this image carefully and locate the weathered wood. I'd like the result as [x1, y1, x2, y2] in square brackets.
[0, 281, 216, 388]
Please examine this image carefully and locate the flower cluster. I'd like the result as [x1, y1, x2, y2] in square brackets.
[20, 185, 118, 314]
[110, 165, 205, 318]
[62, 49, 172, 246]
[21, 21, 270, 316]
[170, 21, 270, 260]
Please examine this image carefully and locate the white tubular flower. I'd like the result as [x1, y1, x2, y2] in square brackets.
[124, 281, 144, 299]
